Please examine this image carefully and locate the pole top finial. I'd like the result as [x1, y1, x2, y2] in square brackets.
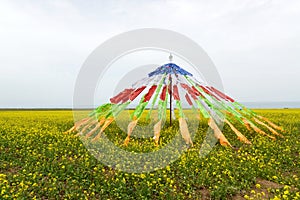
[169, 53, 173, 62]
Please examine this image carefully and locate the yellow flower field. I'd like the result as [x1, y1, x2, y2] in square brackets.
[0, 109, 299, 199]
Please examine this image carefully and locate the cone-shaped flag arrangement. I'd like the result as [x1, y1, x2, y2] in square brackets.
[67, 57, 284, 148]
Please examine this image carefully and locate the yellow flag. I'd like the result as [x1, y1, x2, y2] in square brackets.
[253, 117, 283, 137]
[208, 118, 232, 147]
[154, 120, 162, 146]
[225, 119, 251, 144]
[91, 118, 114, 142]
[124, 119, 138, 145]
[179, 118, 193, 146]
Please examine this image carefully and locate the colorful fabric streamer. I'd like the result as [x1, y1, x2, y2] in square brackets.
[66, 61, 284, 148]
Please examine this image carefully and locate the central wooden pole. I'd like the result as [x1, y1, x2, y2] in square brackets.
[168, 53, 173, 126]
[169, 75, 172, 126]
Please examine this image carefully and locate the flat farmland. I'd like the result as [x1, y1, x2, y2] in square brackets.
[0, 109, 299, 199]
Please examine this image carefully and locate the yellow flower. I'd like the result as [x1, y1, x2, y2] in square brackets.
[283, 185, 290, 190]
[0, 173, 6, 178]
[140, 174, 146, 179]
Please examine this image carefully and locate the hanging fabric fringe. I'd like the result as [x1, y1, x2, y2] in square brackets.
[179, 118, 193, 146]
[66, 60, 284, 148]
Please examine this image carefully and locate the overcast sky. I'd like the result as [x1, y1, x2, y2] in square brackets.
[0, 0, 299, 108]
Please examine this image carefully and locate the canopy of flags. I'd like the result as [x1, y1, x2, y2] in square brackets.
[66, 61, 283, 148]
